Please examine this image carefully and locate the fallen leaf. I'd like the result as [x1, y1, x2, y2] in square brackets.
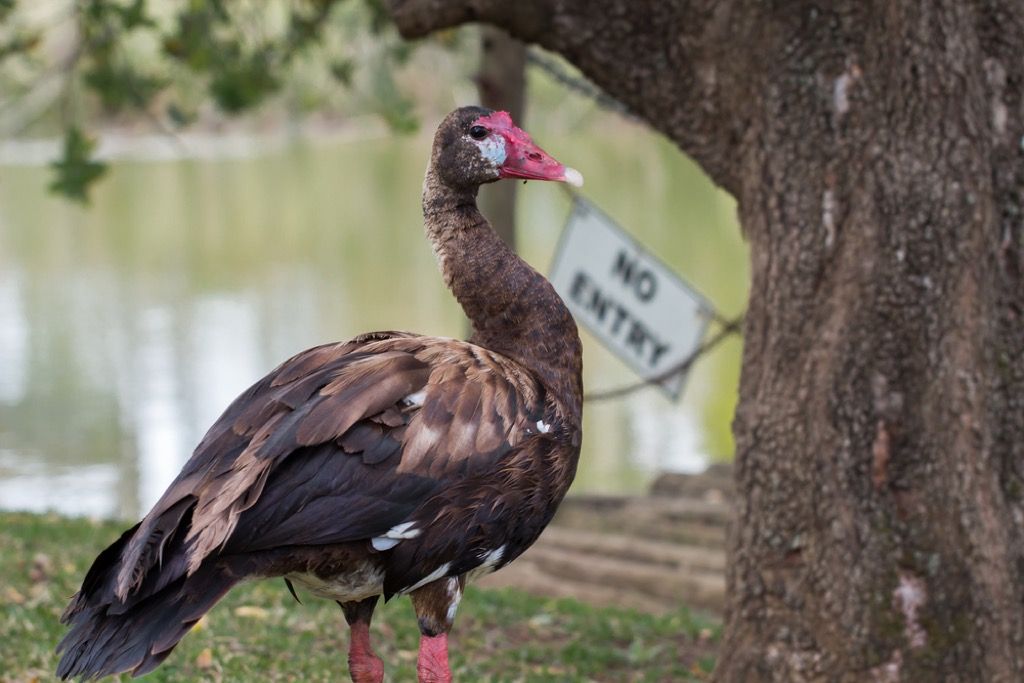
[528, 613, 553, 629]
[233, 605, 268, 619]
[30, 553, 52, 583]
[195, 648, 214, 669]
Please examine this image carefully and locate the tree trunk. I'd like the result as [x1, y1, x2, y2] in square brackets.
[476, 26, 526, 249]
[386, 1, 1024, 680]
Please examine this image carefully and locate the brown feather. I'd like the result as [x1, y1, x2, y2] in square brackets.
[270, 342, 352, 387]
[375, 407, 405, 428]
[297, 360, 429, 446]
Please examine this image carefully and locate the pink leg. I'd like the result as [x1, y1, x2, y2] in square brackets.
[411, 576, 463, 682]
[348, 621, 385, 683]
[339, 598, 384, 683]
[417, 633, 452, 683]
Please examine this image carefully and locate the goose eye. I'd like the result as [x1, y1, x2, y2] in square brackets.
[469, 125, 488, 140]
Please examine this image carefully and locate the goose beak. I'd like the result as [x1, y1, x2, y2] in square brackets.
[498, 135, 584, 187]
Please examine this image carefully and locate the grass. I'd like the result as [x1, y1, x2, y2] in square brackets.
[0, 513, 718, 682]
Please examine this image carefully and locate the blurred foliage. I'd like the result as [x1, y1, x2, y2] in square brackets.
[0, 0, 460, 202]
[48, 125, 107, 202]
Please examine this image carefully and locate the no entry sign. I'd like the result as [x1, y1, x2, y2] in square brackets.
[549, 198, 712, 399]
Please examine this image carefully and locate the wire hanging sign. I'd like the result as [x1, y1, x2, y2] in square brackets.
[548, 194, 742, 402]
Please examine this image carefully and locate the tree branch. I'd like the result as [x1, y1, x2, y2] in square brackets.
[385, 0, 742, 195]
[387, 0, 549, 42]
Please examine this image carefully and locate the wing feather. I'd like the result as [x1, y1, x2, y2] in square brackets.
[110, 332, 547, 597]
[297, 353, 429, 446]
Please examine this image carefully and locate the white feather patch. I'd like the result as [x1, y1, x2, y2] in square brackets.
[386, 521, 420, 538]
[445, 578, 462, 623]
[536, 420, 551, 434]
[403, 390, 427, 407]
[371, 521, 421, 551]
[479, 545, 506, 569]
[467, 545, 507, 582]
[402, 562, 452, 594]
[371, 537, 399, 551]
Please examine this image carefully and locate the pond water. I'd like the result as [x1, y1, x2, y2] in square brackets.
[0, 118, 747, 520]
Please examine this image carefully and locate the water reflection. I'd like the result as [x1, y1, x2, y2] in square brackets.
[0, 121, 747, 519]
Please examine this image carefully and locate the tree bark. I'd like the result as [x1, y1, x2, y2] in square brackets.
[476, 26, 526, 249]
[386, 1, 1024, 680]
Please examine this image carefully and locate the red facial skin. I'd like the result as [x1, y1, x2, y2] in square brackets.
[472, 111, 569, 182]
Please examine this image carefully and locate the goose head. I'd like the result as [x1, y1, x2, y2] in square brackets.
[431, 106, 584, 191]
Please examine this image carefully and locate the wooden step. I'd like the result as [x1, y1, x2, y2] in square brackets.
[648, 464, 735, 501]
[480, 539, 724, 614]
[478, 526, 726, 614]
[537, 525, 725, 574]
[552, 496, 733, 548]
[478, 557, 672, 614]
[526, 545, 724, 612]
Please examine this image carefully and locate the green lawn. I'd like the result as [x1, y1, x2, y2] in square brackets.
[0, 513, 718, 682]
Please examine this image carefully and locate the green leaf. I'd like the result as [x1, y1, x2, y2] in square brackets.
[380, 97, 418, 134]
[114, 0, 155, 30]
[367, 55, 419, 134]
[82, 61, 168, 112]
[0, 32, 40, 62]
[329, 59, 354, 85]
[389, 41, 413, 65]
[209, 54, 281, 113]
[49, 127, 108, 203]
[162, 7, 228, 70]
[361, 0, 390, 34]
[287, 12, 322, 51]
[166, 101, 196, 127]
[207, 0, 231, 23]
